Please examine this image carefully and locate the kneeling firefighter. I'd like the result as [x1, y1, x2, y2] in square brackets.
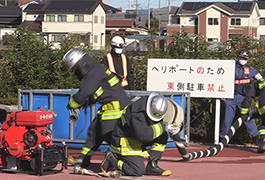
[63, 49, 131, 167]
[100, 93, 182, 176]
[241, 76, 265, 153]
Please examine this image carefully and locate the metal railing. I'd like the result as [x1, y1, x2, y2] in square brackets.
[18, 89, 191, 145]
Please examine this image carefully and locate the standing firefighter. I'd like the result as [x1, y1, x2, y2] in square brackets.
[241, 77, 265, 153]
[101, 36, 134, 90]
[100, 93, 182, 176]
[220, 49, 262, 142]
[62, 49, 131, 167]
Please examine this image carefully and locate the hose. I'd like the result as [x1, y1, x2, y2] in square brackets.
[171, 117, 243, 161]
[74, 107, 88, 140]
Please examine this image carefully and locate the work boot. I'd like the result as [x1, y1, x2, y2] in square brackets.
[100, 151, 118, 172]
[145, 157, 171, 176]
[257, 136, 265, 153]
[257, 126, 265, 153]
[67, 155, 91, 168]
[253, 136, 259, 146]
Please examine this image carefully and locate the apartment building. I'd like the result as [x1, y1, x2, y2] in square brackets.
[167, 1, 260, 42]
[22, 0, 106, 50]
[258, 1, 265, 42]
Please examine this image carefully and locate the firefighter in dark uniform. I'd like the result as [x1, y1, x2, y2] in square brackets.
[100, 93, 174, 177]
[101, 36, 134, 90]
[241, 77, 265, 153]
[220, 49, 262, 141]
[62, 49, 131, 168]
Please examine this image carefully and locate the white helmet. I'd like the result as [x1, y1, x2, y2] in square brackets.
[110, 36, 125, 48]
[63, 49, 86, 70]
[146, 93, 168, 122]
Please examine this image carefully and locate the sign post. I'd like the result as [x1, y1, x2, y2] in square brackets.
[147, 59, 235, 144]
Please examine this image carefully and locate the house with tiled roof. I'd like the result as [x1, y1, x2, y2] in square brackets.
[0, 6, 22, 47]
[167, 1, 260, 43]
[106, 18, 148, 35]
[22, 0, 107, 49]
[105, 9, 148, 36]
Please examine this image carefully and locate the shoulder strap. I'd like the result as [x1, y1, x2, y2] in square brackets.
[106, 53, 116, 73]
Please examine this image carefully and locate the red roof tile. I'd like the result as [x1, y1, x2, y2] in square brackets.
[106, 19, 134, 27]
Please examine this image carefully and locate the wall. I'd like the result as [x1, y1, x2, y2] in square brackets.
[206, 8, 221, 41]
[92, 5, 106, 49]
[220, 11, 229, 42]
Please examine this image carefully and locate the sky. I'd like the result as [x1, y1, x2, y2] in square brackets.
[104, 0, 239, 12]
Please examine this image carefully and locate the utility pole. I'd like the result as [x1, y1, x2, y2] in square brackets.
[128, 0, 134, 10]
[136, 0, 138, 15]
[5, 0, 7, 6]
[159, 0, 160, 9]
[168, 0, 171, 11]
[148, 0, 150, 29]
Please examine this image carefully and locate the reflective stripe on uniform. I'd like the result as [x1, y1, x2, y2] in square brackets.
[120, 54, 128, 87]
[98, 101, 123, 120]
[258, 80, 265, 89]
[234, 79, 250, 84]
[93, 86, 103, 100]
[151, 123, 164, 139]
[105, 69, 111, 75]
[93, 76, 119, 100]
[117, 160, 124, 171]
[121, 116, 126, 126]
[106, 54, 116, 72]
[81, 147, 95, 156]
[106, 53, 128, 87]
[68, 96, 81, 109]
[241, 108, 249, 115]
[108, 76, 119, 87]
[110, 138, 149, 157]
[259, 129, 265, 136]
[101, 111, 123, 120]
[150, 143, 166, 152]
[259, 105, 265, 115]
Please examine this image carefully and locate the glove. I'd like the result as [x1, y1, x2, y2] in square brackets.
[167, 124, 181, 136]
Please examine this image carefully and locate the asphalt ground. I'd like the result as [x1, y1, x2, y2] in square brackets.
[1, 143, 265, 180]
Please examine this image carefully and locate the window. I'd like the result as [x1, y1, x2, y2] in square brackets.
[94, 15, 98, 24]
[207, 38, 218, 42]
[231, 18, 241, 25]
[74, 15, 84, 22]
[229, 34, 241, 39]
[73, 34, 90, 45]
[58, 15, 66, 22]
[260, 35, 265, 41]
[51, 34, 66, 42]
[46, 15, 55, 22]
[260, 18, 265, 25]
[80, 35, 86, 42]
[94, 35, 97, 43]
[188, 17, 198, 25]
[170, 15, 180, 25]
[101, 16, 104, 24]
[208, 18, 219, 25]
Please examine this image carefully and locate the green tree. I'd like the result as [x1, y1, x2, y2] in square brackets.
[0, 0, 16, 6]
[0, 27, 88, 99]
[0, 27, 54, 98]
